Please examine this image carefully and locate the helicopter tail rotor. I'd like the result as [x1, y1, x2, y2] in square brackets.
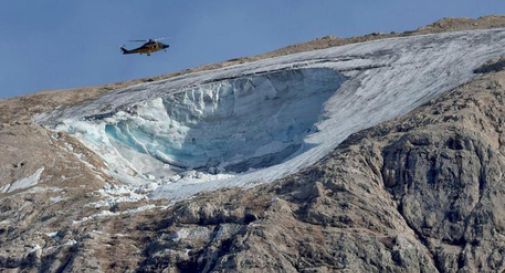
[120, 46, 129, 54]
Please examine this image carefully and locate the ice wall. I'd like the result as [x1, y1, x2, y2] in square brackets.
[104, 68, 344, 174]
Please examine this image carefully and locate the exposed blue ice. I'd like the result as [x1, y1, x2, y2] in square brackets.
[105, 68, 345, 173]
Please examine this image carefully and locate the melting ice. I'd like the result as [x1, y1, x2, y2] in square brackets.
[37, 28, 505, 200]
[105, 68, 344, 174]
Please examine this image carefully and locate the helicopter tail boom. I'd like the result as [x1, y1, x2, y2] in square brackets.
[120, 47, 131, 55]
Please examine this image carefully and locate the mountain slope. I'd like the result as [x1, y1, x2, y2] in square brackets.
[1, 17, 505, 273]
[131, 67, 505, 273]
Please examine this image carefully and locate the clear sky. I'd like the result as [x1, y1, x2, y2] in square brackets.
[1, 1, 504, 99]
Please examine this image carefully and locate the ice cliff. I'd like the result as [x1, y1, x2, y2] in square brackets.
[37, 28, 505, 200]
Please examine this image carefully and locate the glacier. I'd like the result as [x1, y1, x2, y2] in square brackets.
[37, 28, 505, 201]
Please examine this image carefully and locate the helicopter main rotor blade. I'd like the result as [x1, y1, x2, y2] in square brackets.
[127, 37, 171, 43]
[152, 36, 171, 41]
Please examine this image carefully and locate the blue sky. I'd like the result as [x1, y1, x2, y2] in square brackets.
[1, 1, 504, 99]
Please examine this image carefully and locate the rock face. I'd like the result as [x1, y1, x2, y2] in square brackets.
[131, 70, 505, 273]
[1, 17, 505, 273]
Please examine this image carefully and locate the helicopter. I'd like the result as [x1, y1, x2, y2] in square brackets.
[120, 38, 170, 56]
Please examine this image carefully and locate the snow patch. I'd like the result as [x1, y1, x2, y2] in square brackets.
[2, 167, 45, 193]
[64, 239, 77, 246]
[72, 204, 163, 225]
[49, 195, 65, 204]
[86, 183, 148, 208]
[46, 231, 60, 238]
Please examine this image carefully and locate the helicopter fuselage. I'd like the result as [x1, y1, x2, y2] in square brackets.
[121, 41, 169, 56]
